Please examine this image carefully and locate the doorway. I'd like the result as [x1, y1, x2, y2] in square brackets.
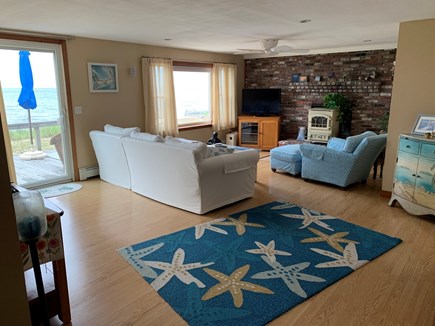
[0, 39, 73, 188]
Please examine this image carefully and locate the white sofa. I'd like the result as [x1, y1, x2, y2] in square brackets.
[89, 128, 259, 214]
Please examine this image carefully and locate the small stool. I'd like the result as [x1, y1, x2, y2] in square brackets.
[270, 144, 302, 175]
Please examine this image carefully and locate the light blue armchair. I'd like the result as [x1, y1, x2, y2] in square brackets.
[299, 131, 387, 187]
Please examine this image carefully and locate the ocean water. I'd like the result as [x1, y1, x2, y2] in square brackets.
[2, 88, 60, 125]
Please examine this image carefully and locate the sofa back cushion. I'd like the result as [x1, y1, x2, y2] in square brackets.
[164, 140, 207, 162]
[104, 124, 140, 136]
[342, 131, 377, 153]
[131, 131, 164, 142]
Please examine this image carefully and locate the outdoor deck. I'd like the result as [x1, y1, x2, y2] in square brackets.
[13, 150, 65, 185]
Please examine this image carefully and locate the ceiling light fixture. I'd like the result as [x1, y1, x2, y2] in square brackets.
[164, 38, 172, 41]
[299, 19, 311, 23]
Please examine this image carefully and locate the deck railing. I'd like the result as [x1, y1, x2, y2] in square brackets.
[8, 120, 59, 151]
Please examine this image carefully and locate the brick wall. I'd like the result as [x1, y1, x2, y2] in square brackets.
[244, 49, 396, 139]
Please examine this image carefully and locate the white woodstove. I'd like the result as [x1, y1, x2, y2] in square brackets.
[307, 108, 339, 143]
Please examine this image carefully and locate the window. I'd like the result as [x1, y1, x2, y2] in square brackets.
[173, 63, 212, 127]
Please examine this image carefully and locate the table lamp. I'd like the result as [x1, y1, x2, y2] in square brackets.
[13, 190, 49, 326]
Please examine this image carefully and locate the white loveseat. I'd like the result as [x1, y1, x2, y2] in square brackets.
[89, 127, 259, 214]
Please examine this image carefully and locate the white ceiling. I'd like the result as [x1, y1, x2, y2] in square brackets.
[1, 0, 435, 57]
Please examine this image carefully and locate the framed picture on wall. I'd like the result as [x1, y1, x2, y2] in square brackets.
[411, 114, 435, 134]
[88, 63, 119, 93]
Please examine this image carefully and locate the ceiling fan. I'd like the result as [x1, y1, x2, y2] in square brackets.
[235, 39, 309, 55]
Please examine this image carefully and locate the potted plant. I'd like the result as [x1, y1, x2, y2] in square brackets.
[378, 111, 390, 134]
[323, 93, 353, 137]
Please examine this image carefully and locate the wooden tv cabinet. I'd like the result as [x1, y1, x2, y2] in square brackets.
[238, 116, 280, 150]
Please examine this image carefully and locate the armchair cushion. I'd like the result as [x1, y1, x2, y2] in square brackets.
[327, 137, 345, 151]
[342, 131, 376, 153]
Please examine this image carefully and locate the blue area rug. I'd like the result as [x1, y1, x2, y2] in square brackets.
[118, 201, 402, 325]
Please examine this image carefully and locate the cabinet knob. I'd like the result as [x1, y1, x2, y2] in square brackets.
[412, 174, 416, 177]
[406, 145, 410, 148]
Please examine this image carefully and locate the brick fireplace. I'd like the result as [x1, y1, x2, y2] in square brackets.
[244, 49, 396, 140]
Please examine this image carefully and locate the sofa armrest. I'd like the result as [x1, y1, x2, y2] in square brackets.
[198, 150, 259, 174]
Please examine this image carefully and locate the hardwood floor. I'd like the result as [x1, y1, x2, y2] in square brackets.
[48, 157, 435, 325]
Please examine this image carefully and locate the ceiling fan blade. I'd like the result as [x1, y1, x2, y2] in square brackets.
[271, 45, 309, 53]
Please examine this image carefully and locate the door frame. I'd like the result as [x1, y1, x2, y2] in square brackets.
[0, 33, 78, 183]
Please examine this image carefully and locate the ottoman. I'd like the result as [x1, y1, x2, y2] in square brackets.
[270, 144, 302, 175]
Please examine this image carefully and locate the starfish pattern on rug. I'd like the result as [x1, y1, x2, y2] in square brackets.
[118, 242, 164, 278]
[311, 242, 369, 270]
[252, 256, 325, 298]
[195, 218, 228, 239]
[202, 265, 273, 308]
[245, 240, 292, 262]
[281, 207, 336, 231]
[175, 284, 251, 324]
[144, 248, 214, 291]
[270, 201, 298, 210]
[215, 213, 264, 235]
[301, 227, 358, 252]
[204, 237, 258, 273]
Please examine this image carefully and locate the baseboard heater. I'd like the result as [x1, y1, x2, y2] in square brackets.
[79, 165, 100, 181]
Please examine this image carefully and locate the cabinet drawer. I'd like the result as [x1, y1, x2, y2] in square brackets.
[420, 142, 435, 160]
[398, 137, 419, 155]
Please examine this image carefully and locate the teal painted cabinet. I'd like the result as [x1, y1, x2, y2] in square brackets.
[389, 134, 435, 216]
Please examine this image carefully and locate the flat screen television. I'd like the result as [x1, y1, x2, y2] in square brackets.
[242, 88, 281, 116]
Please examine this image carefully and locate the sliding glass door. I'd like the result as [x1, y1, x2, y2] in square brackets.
[0, 39, 72, 188]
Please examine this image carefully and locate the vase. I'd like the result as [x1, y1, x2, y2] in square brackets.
[13, 190, 47, 242]
[296, 127, 306, 141]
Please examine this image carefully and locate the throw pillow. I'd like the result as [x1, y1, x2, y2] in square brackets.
[342, 131, 376, 153]
[104, 124, 140, 136]
[206, 146, 235, 158]
[130, 131, 164, 142]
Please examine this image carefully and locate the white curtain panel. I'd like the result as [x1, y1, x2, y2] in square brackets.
[0, 81, 16, 183]
[142, 58, 178, 137]
[212, 63, 237, 131]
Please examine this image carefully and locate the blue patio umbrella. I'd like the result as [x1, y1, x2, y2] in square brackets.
[18, 50, 38, 146]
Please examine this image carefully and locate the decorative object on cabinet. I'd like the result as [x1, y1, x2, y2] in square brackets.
[238, 116, 280, 150]
[411, 114, 435, 135]
[307, 108, 339, 143]
[388, 134, 435, 216]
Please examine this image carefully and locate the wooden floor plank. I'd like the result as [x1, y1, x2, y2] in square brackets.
[45, 156, 435, 326]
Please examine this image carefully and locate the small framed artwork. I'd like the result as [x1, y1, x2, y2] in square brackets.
[314, 75, 322, 82]
[411, 114, 435, 135]
[292, 74, 300, 82]
[299, 75, 308, 82]
[88, 63, 119, 92]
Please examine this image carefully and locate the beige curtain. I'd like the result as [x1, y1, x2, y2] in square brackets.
[142, 58, 178, 137]
[0, 81, 16, 183]
[212, 63, 237, 131]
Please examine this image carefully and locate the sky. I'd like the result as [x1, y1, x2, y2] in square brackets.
[0, 49, 57, 88]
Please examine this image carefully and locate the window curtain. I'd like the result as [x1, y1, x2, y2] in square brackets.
[142, 58, 178, 137]
[212, 63, 237, 131]
[0, 81, 16, 183]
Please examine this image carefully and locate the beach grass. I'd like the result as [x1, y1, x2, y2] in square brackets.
[9, 125, 61, 154]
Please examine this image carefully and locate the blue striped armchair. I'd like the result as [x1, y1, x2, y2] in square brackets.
[299, 131, 387, 187]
